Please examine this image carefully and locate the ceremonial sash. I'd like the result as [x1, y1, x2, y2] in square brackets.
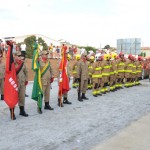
[16, 62, 24, 75]
[41, 61, 50, 77]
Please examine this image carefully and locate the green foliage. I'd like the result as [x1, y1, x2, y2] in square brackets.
[38, 37, 48, 50]
[24, 36, 36, 58]
[144, 52, 146, 57]
[79, 46, 96, 53]
[24, 36, 48, 58]
[104, 45, 110, 50]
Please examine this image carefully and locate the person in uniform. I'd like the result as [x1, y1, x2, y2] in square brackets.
[110, 52, 118, 91]
[77, 52, 89, 101]
[124, 54, 133, 88]
[39, 50, 54, 113]
[58, 53, 72, 107]
[91, 55, 102, 97]
[72, 54, 81, 88]
[0, 53, 5, 100]
[88, 56, 94, 89]
[101, 54, 111, 93]
[116, 52, 125, 89]
[14, 51, 29, 117]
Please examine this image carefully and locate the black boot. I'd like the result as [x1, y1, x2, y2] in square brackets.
[10, 108, 16, 120]
[44, 102, 54, 110]
[1, 94, 4, 100]
[37, 107, 42, 114]
[78, 92, 83, 102]
[63, 97, 72, 104]
[19, 106, 28, 117]
[81, 93, 89, 100]
[58, 98, 64, 107]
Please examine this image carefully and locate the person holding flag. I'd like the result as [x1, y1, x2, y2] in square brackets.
[58, 45, 71, 107]
[32, 42, 54, 114]
[39, 50, 54, 111]
[14, 51, 29, 117]
[58, 52, 72, 107]
[4, 40, 18, 120]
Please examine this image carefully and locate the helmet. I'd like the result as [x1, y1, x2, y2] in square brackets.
[128, 54, 133, 60]
[119, 52, 124, 58]
[67, 54, 71, 60]
[111, 52, 117, 59]
[104, 53, 110, 60]
[90, 56, 94, 60]
[76, 54, 81, 60]
[138, 56, 143, 61]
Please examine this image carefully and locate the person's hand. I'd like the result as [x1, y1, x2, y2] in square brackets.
[25, 81, 28, 86]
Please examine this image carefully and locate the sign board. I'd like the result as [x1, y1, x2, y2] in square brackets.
[117, 38, 141, 55]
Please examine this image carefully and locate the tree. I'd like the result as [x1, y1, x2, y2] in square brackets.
[104, 45, 110, 50]
[24, 36, 48, 58]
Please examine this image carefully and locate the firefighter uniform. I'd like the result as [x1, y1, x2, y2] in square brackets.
[91, 59, 102, 96]
[124, 55, 133, 87]
[135, 58, 142, 85]
[110, 54, 118, 91]
[116, 53, 125, 88]
[88, 56, 94, 89]
[0, 54, 5, 100]
[101, 54, 111, 93]
[72, 61, 78, 88]
[131, 58, 137, 86]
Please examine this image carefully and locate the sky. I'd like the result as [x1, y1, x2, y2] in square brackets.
[0, 0, 150, 48]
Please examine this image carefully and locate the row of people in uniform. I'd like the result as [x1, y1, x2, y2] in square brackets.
[0, 49, 148, 120]
[72, 52, 145, 97]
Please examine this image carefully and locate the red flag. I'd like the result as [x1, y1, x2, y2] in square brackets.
[4, 41, 18, 108]
[58, 46, 70, 96]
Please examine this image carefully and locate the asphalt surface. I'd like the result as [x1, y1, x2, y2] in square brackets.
[0, 79, 150, 150]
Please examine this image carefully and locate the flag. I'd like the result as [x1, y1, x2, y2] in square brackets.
[4, 41, 18, 109]
[31, 43, 43, 108]
[58, 46, 70, 97]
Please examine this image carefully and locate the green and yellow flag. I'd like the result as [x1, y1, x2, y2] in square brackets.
[31, 43, 43, 108]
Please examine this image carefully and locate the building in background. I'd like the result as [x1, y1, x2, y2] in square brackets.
[117, 38, 141, 55]
[141, 47, 150, 57]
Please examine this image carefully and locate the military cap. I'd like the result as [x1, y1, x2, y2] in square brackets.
[40, 50, 49, 55]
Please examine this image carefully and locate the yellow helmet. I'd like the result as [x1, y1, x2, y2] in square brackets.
[67, 54, 71, 60]
[104, 54, 110, 60]
[111, 52, 117, 59]
[76, 54, 81, 60]
[90, 56, 94, 60]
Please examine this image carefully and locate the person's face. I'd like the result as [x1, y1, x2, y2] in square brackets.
[42, 53, 48, 59]
[15, 55, 22, 63]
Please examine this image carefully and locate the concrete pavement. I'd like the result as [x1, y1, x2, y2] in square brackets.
[93, 112, 150, 150]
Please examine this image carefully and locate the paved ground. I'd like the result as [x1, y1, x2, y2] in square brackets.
[93, 113, 150, 150]
[0, 79, 150, 150]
